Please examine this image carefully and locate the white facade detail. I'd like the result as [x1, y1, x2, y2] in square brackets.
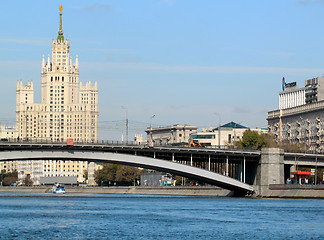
[279, 87, 305, 110]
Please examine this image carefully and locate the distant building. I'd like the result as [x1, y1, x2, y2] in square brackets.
[304, 77, 324, 104]
[134, 134, 146, 145]
[279, 80, 305, 110]
[146, 124, 197, 146]
[0, 160, 17, 174]
[0, 126, 18, 174]
[268, 77, 324, 152]
[190, 122, 267, 148]
[0, 125, 18, 141]
[15, 5, 98, 184]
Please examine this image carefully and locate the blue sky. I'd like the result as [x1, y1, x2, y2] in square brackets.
[1, 0, 324, 140]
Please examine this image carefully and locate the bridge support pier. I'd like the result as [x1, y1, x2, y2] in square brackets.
[88, 162, 96, 186]
[257, 148, 284, 196]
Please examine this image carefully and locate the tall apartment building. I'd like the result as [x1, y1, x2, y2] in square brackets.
[16, 5, 99, 184]
[268, 77, 324, 152]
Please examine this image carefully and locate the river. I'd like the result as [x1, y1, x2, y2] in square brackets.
[0, 193, 323, 239]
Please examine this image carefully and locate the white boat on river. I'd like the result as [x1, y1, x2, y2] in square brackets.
[51, 183, 66, 194]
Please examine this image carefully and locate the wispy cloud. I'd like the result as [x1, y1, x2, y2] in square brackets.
[0, 38, 49, 46]
[82, 61, 324, 76]
[163, 0, 175, 6]
[0, 60, 40, 69]
[269, 51, 296, 57]
[84, 4, 112, 12]
[1, 59, 323, 78]
[297, 0, 324, 5]
[232, 107, 251, 114]
[297, 0, 311, 5]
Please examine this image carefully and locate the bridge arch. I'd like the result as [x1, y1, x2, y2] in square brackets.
[0, 150, 254, 194]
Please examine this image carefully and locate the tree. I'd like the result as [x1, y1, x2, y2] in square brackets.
[237, 129, 266, 150]
[115, 165, 141, 185]
[83, 170, 88, 181]
[24, 175, 33, 186]
[1, 170, 18, 186]
[96, 164, 118, 184]
[264, 133, 310, 153]
[95, 164, 143, 186]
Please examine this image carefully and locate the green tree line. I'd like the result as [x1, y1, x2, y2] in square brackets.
[237, 129, 312, 153]
[95, 164, 144, 186]
[0, 170, 18, 186]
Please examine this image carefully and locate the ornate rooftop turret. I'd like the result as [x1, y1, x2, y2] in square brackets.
[57, 5, 64, 42]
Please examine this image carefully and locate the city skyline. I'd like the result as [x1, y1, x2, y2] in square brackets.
[2, 0, 324, 140]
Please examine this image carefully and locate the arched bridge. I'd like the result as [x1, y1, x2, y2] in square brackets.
[0, 143, 255, 194]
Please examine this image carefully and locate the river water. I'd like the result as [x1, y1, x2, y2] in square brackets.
[0, 193, 323, 240]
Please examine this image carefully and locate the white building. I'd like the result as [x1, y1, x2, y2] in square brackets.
[190, 122, 267, 148]
[134, 134, 146, 145]
[16, 5, 99, 184]
[279, 82, 305, 110]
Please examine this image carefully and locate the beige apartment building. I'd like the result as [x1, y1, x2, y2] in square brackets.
[0, 126, 18, 173]
[15, 5, 99, 184]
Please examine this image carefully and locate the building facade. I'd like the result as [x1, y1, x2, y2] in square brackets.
[146, 124, 197, 146]
[0, 126, 18, 174]
[16, 5, 99, 184]
[0, 125, 18, 141]
[279, 82, 305, 110]
[268, 102, 324, 152]
[268, 77, 324, 152]
[190, 122, 267, 148]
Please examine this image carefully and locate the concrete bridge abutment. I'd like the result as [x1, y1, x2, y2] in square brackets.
[256, 148, 284, 196]
[88, 162, 96, 186]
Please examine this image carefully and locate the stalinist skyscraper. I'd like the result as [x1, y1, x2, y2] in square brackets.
[16, 5, 99, 184]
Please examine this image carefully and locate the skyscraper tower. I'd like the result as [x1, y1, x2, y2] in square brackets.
[16, 5, 99, 184]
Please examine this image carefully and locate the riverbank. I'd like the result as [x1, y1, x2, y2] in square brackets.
[261, 184, 324, 198]
[1, 185, 324, 198]
[0, 186, 233, 197]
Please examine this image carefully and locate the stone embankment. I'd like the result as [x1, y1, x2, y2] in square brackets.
[262, 184, 324, 198]
[1, 185, 323, 198]
[0, 186, 232, 197]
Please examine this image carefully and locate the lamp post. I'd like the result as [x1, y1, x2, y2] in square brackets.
[121, 106, 128, 143]
[149, 115, 155, 145]
[214, 112, 221, 149]
[150, 114, 155, 129]
[315, 155, 318, 185]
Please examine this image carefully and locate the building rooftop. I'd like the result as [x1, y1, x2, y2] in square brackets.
[214, 121, 247, 130]
[146, 124, 197, 133]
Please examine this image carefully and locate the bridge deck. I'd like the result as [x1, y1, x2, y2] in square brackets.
[0, 143, 255, 193]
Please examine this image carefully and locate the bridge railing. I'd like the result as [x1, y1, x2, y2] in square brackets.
[0, 138, 261, 153]
[0, 138, 138, 146]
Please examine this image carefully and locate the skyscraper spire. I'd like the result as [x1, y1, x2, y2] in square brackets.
[57, 5, 64, 42]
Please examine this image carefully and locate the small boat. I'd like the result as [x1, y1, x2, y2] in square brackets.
[51, 183, 66, 194]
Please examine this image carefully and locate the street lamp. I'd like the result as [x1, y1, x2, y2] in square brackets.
[150, 114, 156, 129]
[149, 115, 155, 145]
[214, 112, 221, 149]
[121, 106, 128, 143]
